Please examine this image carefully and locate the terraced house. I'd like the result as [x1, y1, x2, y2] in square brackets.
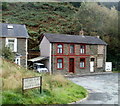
[0, 23, 29, 68]
[39, 33, 107, 74]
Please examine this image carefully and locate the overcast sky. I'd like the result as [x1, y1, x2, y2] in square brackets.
[0, 0, 119, 2]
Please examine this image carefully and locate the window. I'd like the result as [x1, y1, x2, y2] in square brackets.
[80, 58, 85, 68]
[57, 44, 63, 54]
[6, 38, 17, 52]
[70, 44, 75, 54]
[80, 44, 85, 54]
[57, 58, 63, 69]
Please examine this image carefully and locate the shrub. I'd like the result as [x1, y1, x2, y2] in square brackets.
[0, 47, 15, 62]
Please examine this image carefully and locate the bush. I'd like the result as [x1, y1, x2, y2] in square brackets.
[2, 2, 8, 10]
[0, 47, 15, 62]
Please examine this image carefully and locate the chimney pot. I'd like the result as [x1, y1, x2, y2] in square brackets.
[79, 30, 84, 35]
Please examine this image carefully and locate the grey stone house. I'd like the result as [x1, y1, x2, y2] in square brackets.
[39, 33, 107, 75]
[0, 23, 29, 68]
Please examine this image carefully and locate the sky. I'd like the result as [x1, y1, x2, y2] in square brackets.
[0, 0, 119, 2]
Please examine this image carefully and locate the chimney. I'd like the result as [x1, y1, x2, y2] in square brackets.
[79, 29, 84, 36]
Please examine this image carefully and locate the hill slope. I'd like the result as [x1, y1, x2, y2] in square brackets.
[1, 2, 120, 68]
[1, 58, 87, 104]
[1, 58, 38, 90]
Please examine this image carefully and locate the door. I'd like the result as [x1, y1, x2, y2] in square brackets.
[15, 57, 20, 65]
[90, 58, 95, 72]
[105, 62, 112, 72]
[69, 58, 74, 73]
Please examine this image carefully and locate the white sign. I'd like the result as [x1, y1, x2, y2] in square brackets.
[23, 76, 41, 90]
[105, 62, 112, 72]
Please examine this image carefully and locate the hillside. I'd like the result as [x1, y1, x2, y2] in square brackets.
[1, 58, 38, 90]
[1, 58, 87, 104]
[2, 3, 79, 49]
[1, 2, 120, 69]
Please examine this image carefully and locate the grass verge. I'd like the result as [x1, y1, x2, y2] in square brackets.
[1, 58, 88, 104]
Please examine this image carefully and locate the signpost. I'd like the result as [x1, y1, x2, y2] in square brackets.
[22, 76, 42, 94]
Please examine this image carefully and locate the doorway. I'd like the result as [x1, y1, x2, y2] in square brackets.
[90, 58, 95, 72]
[69, 58, 74, 73]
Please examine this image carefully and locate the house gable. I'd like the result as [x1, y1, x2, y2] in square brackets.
[40, 36, 51, 57]
[0, 23, 29, 68]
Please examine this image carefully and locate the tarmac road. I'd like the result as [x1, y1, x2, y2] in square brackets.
[69, 73, 119, 104]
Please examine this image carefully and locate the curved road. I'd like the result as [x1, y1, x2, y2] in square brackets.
[69, 73, 119, 104]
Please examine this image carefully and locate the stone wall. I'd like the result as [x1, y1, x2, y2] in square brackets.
[51, 43, 106, 74]
[17, 38, 27, 67]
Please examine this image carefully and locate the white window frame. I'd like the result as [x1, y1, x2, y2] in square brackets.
[57, 58, 63, 69]
[80, 45, 85, 54]
[80, 58, 85, 68]
[70, 44, 75, 54]
[15, 57, 20, 65]
[6, 38, 17, 52]
[57, 44, 63, 54]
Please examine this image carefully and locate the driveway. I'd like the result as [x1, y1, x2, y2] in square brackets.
[69, 73, 119, 104]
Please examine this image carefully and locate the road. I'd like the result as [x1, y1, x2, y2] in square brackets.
[69, 73, 119, 104]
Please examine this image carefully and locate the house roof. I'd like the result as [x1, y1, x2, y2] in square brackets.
[28, 56, 49, 62]
[44, 33, 107, 45]
[0, 23, 29, 38]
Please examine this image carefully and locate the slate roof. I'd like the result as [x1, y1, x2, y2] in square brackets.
[0, 23, 29, 38]
[44, 33, 107, 45]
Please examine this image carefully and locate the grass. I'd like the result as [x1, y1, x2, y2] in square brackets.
[112, 70, 120, 73]
[1, 58, 88, 104]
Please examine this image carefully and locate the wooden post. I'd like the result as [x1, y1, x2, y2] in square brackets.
[22, 78, 24, 95]
[40, 76, 42, 94]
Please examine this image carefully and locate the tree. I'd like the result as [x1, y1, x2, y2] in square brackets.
[74, 2, 118, 37]
[2, 2, 8, 10]
[0, 47, 15, 62]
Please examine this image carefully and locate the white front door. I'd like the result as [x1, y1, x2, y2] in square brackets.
[90, 62, 94, 72]
[15, 57, 20, 65]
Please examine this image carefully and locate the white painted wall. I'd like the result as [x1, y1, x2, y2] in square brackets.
[40, 36, 50, 56]
[40, 36, 51, 73]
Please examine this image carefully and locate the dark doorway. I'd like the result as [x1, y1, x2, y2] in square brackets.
[69, 58, 74, 73]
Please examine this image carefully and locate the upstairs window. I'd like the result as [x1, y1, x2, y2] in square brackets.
[70, 44, 75, 54]
[80, 58, 85, 68]
[6, 38, 17, 52]
[57, 44, 63, 54]
[80, 44, 85, 54]
[57, 58, 63, 69]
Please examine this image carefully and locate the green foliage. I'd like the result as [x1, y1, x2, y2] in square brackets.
[75, 2, 118, 36]
[2, 2, 120, 67]
[1, 59, 87, 104]
[0, 47, 14, 62]
[2, 2, 8, 10]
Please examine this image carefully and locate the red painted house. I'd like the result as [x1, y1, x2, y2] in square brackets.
[39, 33, 107, 75]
